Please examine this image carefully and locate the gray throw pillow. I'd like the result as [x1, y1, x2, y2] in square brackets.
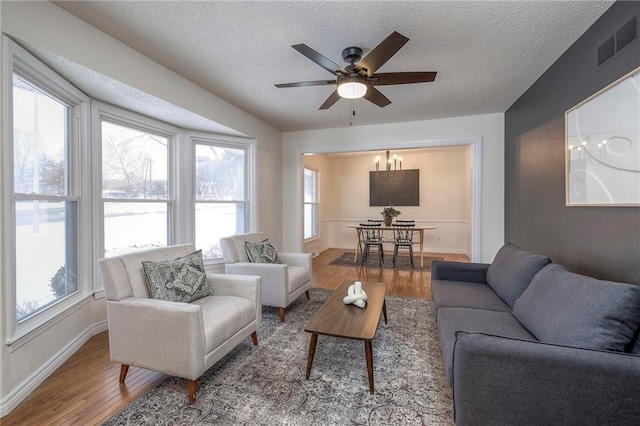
[244, 239, 280, 264]
[513, 264, 640, 351]
[486, 243, 551, 308]
[142, 250, 211, 303]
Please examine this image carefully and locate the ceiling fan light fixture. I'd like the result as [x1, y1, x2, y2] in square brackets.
[337, 77, 367, 99]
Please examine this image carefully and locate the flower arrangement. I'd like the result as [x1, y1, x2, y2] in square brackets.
[381, 205, 401, 218]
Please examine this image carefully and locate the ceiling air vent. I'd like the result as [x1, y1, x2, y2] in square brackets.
[616, 15, 637, 52]
[598, 36, 615, 66]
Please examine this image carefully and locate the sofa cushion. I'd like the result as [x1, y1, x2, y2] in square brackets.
[513, 264, 640, 352]
[486, 243, 551, 309]
[142, 250, 211, 303]
[432, 280, 511, 313]
[437, 307, 536, 384]
[244, 239, 281, 264]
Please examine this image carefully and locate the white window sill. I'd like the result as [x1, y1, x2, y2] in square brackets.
[6, 293, 93, 352]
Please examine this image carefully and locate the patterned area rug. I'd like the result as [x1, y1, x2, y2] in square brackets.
[329, 252, 444, 271]
[104, 289, 453, 425]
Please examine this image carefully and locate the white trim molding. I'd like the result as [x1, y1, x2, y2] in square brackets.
[0, 320, 107, 417]
[290, 137, 482, 261]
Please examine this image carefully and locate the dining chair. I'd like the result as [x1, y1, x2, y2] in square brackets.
[359, 223, 384, 267]
[392, 222, 416, 268]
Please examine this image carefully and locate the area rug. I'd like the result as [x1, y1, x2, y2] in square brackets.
[104, 289, 453, 425]
[329, 252, 444, 271]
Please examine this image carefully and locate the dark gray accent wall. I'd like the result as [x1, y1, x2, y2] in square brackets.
[505, 1, 640, 285]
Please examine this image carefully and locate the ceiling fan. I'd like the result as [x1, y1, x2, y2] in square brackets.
[275, 31, 437, 110]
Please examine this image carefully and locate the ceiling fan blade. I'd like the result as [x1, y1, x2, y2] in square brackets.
[370, 72, 437, 86]
[292, 44, 348, 76]
[319, 90, 341, 110]
[363, 86, 392, 108]
[355, 31, 409, 76]
[275, 80, 336, 88]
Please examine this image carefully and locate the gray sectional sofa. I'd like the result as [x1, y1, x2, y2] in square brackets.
[432, 243, 640, 425]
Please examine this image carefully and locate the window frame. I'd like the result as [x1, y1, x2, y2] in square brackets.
[303, 166, 320, 241]
[0, 36, 258, 347]
[188, 132, 256, 263]
[90, 102, 180, 292]
[2, 37, 92, 347]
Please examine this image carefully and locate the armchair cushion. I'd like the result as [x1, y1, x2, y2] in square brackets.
[142, 250, 211, 303]
[288, 265, 311, 293]
[192, 295, 256, 354]
[244, 239, 281, 264]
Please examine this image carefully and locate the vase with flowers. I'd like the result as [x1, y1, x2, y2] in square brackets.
[381, 204, 401, 226]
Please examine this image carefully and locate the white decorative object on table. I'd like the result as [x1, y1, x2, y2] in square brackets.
[343, 281, 368, 308]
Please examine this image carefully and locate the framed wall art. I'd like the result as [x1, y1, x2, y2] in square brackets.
[565, 66, 640, 206]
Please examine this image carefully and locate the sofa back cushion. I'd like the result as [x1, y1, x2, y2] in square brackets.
[486, 243, 551, 308]
[513, 264, 640, 352]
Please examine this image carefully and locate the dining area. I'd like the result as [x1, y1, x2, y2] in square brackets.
[348, 220, 436, 269]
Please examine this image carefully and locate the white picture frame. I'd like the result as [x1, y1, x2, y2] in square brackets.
[565, 66, 640, 206]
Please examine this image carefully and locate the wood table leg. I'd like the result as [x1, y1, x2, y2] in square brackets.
[382, 299, 387, 324]
[420, 229, 424, 268]
[354, 228, 362, 263]
[365, 340, 374, 395]
[306, 333, 318, 380]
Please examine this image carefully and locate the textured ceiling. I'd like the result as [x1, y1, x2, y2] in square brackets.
[51, 1, 613, 132]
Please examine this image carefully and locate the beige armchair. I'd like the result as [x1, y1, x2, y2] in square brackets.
[98, 244, 261, 404]
[220, 232, 312, 322]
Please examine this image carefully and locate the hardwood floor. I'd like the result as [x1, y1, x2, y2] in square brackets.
[1, 249, 468, 425]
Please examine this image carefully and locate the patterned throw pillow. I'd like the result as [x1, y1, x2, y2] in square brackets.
[142, 250, 211, 303]
[244, 239, 281, 264]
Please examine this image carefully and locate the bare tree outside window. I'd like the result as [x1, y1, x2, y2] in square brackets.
[13, 74, 77, 321]
[101, 121, 170, 257]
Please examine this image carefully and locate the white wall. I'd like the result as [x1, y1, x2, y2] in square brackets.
[304, 148, 473, 256]
[0, 1, 283, 414]
[283, 113, 505, 262]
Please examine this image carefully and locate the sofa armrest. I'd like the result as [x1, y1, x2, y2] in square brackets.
[107, 298, 205, 380]
[207, 273, 262, 329]
[278, 252, 312, 271]
[452, 332, 640, 425]
[432, 261, 489, 284]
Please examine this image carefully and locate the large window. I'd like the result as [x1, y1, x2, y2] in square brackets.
[194, 140, 250, 259]
[3, 37, 255, 341]
[100, 119, 173, 257]
[304, 167, 319, 239]
[9, 60, 87, 323]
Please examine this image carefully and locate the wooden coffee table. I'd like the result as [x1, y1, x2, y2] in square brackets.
[304, 281, 387, 394]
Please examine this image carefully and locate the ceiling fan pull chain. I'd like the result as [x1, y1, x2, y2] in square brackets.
[350, 100, 354, 126]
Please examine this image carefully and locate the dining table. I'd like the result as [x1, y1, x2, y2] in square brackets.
[347, 224, 437, 267]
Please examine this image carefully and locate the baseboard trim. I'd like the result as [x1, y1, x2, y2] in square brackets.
[0, 321, 108, 417]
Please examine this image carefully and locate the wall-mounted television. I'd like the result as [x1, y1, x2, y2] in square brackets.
[369, 169, 419, 206]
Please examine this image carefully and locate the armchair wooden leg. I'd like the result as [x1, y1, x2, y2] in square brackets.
[279, 307, 286, 322]
[119, 364, 129, 384]
[305, 290, 310, 300]
[251, 331, 258, 346]
[188, 379, 197, 404]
